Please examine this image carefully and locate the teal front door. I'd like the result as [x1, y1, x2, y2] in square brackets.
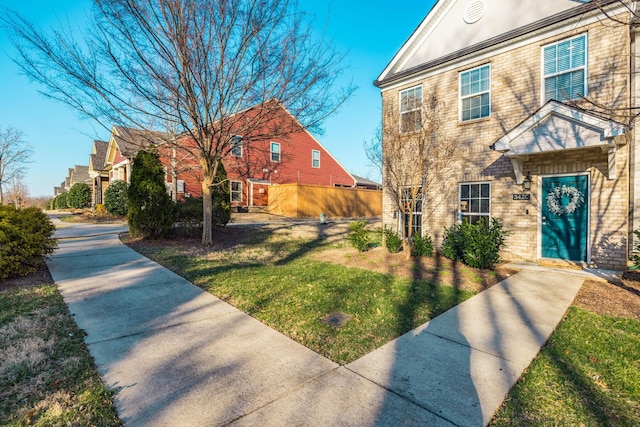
[541, 175, 588, 262]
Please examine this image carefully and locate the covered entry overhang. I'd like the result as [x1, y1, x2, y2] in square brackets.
[490, 101, 627, 183]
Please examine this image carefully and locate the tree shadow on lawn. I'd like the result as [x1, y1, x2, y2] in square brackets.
[491, 307, 640, 426]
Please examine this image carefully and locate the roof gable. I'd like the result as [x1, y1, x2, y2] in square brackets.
[377, 0, 618, 86]
[70, 165, 90, 184]
[492, 101, 625, 155]
[89, 140, 109, 172]
[492, 100, 626, 182]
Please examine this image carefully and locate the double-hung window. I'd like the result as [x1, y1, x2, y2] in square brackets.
[230, 140, 242, 157]
[460, 64, 491, 121]
[312, 150, 320, 168]
[459, 182, 490, 224]
[543, 34, 587, 102]
[401, 186, 423, 238]
[400, 86, 422, 133]
[230, 181, 242, 202]
[271, 142, 281, 162]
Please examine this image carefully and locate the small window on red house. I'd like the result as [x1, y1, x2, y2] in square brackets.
[230, 138, 243, 157]
[271, 142, 281, 162]
[312, 150, 320, 168]
[230, 181, 242, 202]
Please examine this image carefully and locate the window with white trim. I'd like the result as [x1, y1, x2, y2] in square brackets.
[177, 180, 185, 193]
[401, 186, 422, 237]
[230, 140, 242, 157]
[230, 181, 242, 202]
[543, 34, 587, 102]
[459, 182, 490, 224]
[400, 86, 422, 133]
[460, 64, 491, 121]
[270, 142, 281, 162]
[312, 150, 320, 168]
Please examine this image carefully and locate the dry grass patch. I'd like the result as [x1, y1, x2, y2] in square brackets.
[0, 284, 121, 426]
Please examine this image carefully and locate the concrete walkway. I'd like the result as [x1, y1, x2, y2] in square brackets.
[46, 219, 586, 426]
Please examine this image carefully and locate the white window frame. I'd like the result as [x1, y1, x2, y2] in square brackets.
[230, 180, 242, 202]
[177, 180, 185, 193]
[459, 64, 491, 122]
[400, 186, 423, 238]
[542, 33, 588, 103]
[230, 141, 243, 157]
[312, 150, 320, 168]
[270, 142, 281, 163]
[459, 182, 491, 224]
[399, 85, 422, 133]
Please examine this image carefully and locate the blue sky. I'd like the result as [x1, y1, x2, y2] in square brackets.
[0, 1, 435, 197]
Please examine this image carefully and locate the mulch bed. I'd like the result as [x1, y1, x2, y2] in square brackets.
[0, 262, 53, 293]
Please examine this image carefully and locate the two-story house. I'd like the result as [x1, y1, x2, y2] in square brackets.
[88, 140, 109, 205]
[377, 0, 636, 270]
[218, 102, 357, 209]
[101, 125, 203, 201]
[96, 102, 359, 211]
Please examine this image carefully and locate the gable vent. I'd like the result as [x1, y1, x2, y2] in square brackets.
[463, 0, 486, 24]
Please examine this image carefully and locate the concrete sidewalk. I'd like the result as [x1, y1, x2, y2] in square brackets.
[46, 221, 585, 426]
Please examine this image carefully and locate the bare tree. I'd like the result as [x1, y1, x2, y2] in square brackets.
[363, 127, 383, 182]
[0, 127, 32, 205]
[3, 0, 353, 245]
[379, 91, 460, 258]
[568, 1, 640, 125]
[5, 174, 29, 208]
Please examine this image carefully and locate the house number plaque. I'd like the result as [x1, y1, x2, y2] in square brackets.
[512, 194, 531, 200]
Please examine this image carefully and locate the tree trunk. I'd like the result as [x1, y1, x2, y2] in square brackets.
[404, 208, 413, 260]
[201, 174, 214, 245]
[403, 239, 412, 260]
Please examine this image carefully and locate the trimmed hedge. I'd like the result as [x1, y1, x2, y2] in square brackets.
[442, 217, 508, 269]
[104, 180, 128, 216]
[0, 205, 57, 279]
[67, 183, 91, 209]
[53, 192, 68, 210]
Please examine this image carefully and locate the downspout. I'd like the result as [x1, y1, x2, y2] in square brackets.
[630, 3, 640, 260]
[250, 180, 254, 208]
[171, 146, 178, 202]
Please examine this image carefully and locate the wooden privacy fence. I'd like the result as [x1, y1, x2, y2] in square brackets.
[268, 183, 381, 218]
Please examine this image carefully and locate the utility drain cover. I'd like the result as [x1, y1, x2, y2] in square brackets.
[320, 312, 351, 328]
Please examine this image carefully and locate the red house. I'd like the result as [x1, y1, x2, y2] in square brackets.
[100, 103, 365, 209]
[102, 126, 203, 201]
[219, 105, 357, 209]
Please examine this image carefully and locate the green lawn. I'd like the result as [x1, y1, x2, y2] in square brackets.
[141, 243, 474, 364]
[3, 226, 636, 425]
[133, 231, 640, 424]
[491, 307, 640, 426]
[0, 285, 122, 426]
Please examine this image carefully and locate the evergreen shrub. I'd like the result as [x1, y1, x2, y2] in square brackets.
[127, 150, 174, 238]
[104, 180, 128, 216]
[53, 192, 68, 210]
[0, 205, 57, 279]
[67, 183, 92, 209]
[413, 232, 433, 257]
[348, 220, 371, 252]
[383, 225, 402, 253]
[442, 217, 508, 269]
